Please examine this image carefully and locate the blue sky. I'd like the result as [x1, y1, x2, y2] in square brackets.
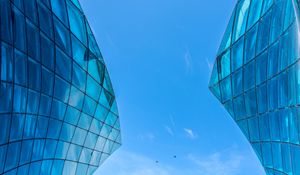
[80, 0, 266, 174]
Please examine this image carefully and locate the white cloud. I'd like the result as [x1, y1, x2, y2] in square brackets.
[183, 128, 198, 140]
[164, 125, 174, 136]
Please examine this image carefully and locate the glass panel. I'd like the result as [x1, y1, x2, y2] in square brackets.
[47, 119, 62, 139]
[54, 17, 71, 56]
[51, 0, 69, 27]
[231, 37, 244, 71]
[244, 89, 257, 117]
[69, 86, 84, 109]
[24, 0, 38, 24]
[256, 9, 272, 55]
[13, 85, 27, 113]
[27, 90, 40, 115]
[20, 140, 33, 165]
[38, 1, 53, 38]
[62, 161, 77, 175]
[247, 0, 263, 29]
[66, 144, 81, 161]
[54, 75, 70, 103]
[31, 139, 45, 161]
[41, 67, 54, 96]
[40, 33, 55, 70]
[1, 0, 13, 44]
[232, 0, 250, 41]
[26, 20, 40, 61]
[59, 123, 75, 142]
[56, 46, 72, 81]
[256, 50, 268, 85]
[78, 113, 92, 130]
[220, 76, 232, 103]
[28, 58, 41, 91]
[5, 142, 21, 171]
[10, 114, 25, 141]
[257, 83, 267, 114]
[14, 49, 27, 86]
[0, 82, 13, 113]
[245, 24, 258, 63]
[1, 43, 13, 82]
[0, 114, 11, 144]
[219, 50, 230, 79]
[72, 127, 87, 145]
[67, 0, 87, 45]
[72, 62, 86, 92]
[243, 60, 255, 91]
[12, 5, 27, 52]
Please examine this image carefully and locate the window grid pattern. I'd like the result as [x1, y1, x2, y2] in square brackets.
[0, 0, 121, 174]
[209, 0, 300, 174]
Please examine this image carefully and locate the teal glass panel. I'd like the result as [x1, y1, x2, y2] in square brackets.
[248, 117, 260, 142]
[272, 143, 283, 171]
[231, 37, 244, 71]
[232, 69, 243, 97]
[259, 114, 270, 141]
[232, 0, 250, 42]
[219, 50, 231, 79]
[247, 0, 263, 29]
[256, 51, 268, 85]
[256, 9, 272, 55]
[51, 0, 69, 27]
[220, 76, 232, 103]
[217, 7, 235, 54]
[245, 24, 258, 63]
[268, 41, 279, 78]
[244, 89, 257, 117]
[244, 60, 255, 91]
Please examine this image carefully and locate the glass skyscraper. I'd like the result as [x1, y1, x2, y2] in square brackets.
[209, 0, 300, 174]
[0, 0, 121, 174]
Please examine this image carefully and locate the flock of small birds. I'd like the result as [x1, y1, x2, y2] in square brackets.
[155, 155, 177, 164]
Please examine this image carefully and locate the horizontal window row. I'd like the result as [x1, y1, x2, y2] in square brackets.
[0, 113, 121, 146]
[252, 143, 300, 175]
[0, 137, 120, 174]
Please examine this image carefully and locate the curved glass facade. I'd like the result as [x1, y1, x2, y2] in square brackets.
[209, 0, 300, 174]
[0, 0, 121, 174]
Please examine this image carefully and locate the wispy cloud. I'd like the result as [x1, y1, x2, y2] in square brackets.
[188, 151, 243, 175]
[138, 133, 155, 141]
[184, 48, 193, 74]
[164, 125, 174, 136]
[206, 57, 214, 73]
[164, 114, 176, 136]
[183, 128, 198, 140]
[95, 147, 260, 175]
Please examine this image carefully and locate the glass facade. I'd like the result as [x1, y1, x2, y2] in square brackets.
[0, 0, 121, 174]
[209, 0, 300, 174]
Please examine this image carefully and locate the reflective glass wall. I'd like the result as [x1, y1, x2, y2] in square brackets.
[209, 0, 300, 174]
[0, 0, 121, 174]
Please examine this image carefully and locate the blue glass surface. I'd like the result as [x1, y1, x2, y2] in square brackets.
[209, 0, 300, 174]
[0, 0, 121, 174]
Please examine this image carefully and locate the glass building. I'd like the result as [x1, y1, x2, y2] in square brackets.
[0, 0, 121, 174]
[209, 0, 300, 174]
